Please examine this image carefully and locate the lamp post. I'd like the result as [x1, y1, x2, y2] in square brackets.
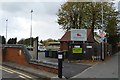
[101, 1, 104, 61]
[6, 19, 8, 44]
[30, 10, 33, 49]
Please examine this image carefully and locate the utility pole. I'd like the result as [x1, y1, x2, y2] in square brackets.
[30, 10, 33, 49]
[6, 19, 8, 44]
[101, 1, 104, 61]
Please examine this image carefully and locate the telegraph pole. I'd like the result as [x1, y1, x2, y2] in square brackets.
[101, 1, 104, 61]
[30, 10, 33, 49]
[6, 19, 8, 44]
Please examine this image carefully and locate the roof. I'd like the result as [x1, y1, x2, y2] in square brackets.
[48, 42, 60, 45]
[60, 31, 71, 42]
[60, 29, 95, 42]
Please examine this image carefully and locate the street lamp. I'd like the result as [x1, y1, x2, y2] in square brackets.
[6, 19, 8, 44]
[101, 1, 104, 61]
[30, 10, 33, 49]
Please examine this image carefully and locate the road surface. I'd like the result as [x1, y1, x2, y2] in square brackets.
[0, 65, 38, 80]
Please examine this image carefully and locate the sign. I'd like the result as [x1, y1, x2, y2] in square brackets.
[58, 54, 63, 59]
[98, 29, 106, 37]
[72, 48, 82, 53]
[74, 46, 80, 48]
[86, 46, 92, 48]
[101, 37, 107, 41]
[71, 29, 87, 41]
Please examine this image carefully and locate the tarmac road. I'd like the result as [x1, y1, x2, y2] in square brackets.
[62, 61, 91, 79]
[1, 65, 38, 80]
[32, 51, 92, 79]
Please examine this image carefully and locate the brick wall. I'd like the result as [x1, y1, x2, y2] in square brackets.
[3, 47, 58, 74]
[3, 48, 28, 66]
[60, 42, 68, 51]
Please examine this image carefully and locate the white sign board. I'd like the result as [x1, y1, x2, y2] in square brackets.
[58, 55, 63, 59]
[71, 29, 87, 41]
[86, 46, 92, 48]
[74, 46, 80, 48]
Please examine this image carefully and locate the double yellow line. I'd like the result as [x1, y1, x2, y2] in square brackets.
[0, 65, 32, 79]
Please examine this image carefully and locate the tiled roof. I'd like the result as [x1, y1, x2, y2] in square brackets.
[60, 31, 71, 42]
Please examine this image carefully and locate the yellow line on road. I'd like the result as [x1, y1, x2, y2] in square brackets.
[19, 75, 26, 78]
[0, 65, 32, 79]
[19, 75, 32, 80]
[0, 67, 13, 74]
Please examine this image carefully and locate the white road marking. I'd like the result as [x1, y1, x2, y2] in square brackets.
[0, 65, 32, 78]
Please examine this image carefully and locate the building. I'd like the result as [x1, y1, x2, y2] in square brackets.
[60, 29, 103, 60]
[60, 29, 112, 60]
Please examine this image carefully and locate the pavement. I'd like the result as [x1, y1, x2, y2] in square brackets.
[71, 51, 119, 79]
[2, 51, 119, 80]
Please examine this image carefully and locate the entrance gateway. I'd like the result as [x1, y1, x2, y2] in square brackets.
[60, 29, 111, 60]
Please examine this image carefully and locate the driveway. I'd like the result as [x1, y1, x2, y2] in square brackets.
[30, 51, 91, 79]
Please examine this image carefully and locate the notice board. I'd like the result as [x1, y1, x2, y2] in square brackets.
[72, 48, 82, 53]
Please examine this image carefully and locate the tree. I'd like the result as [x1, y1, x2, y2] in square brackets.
[2, 36, 6, 44]
[57, 2, 119, 36]
[7, 38, 17, 44]
[106, 17, 120, 52]
[0, 36, 6, 44]
[17, 37, 34, 46]
[17, 38, 24, 44]
[40, 40, 43, 43]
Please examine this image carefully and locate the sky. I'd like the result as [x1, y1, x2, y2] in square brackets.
[0, 0, 119, 41]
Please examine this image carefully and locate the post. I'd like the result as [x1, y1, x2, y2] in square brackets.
[33, 37, 39, 60]
[101, 1, 105, 61]
[58, 51, 63, 78]
[36, 37, 38, 60]
[6, 19, 8, 44]
[30, 10, 33, 50]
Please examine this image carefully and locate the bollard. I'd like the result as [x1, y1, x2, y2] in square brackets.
[58, 51, 63, 78]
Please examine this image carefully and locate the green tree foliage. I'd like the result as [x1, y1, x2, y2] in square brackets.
[17, 38, 24, 44]
[7, 38, 17, 44]
[40, 40, 43, 43]
[0, 36, 6, 44]
[57, 2, 119, 34]
[17, 37, 34, 46]
[106, 17, 120, 51]
[57, 2, 120, 48]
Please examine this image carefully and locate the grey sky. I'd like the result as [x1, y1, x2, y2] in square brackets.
[0, 2, 65, 41]
[0, 0, 119, 41]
